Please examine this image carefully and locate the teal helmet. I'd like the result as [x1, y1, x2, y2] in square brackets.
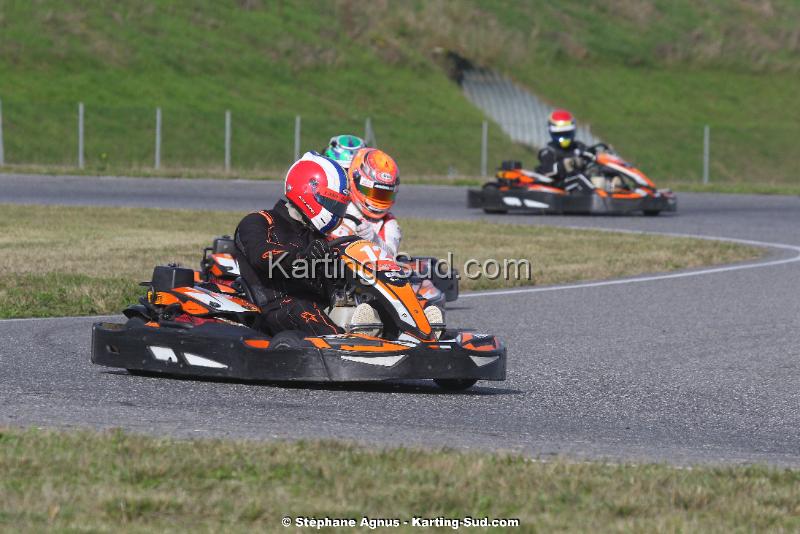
[323, 134, 366, 170]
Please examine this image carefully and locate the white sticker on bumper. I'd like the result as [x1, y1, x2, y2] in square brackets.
[149, 346, 178, 363]
[523, 199, 550, 208]
[470, 355, 499, 367]
[341, 354, 406, 367]
[184, 353, 228, 369]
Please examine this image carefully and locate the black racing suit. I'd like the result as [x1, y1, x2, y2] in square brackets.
[534, 140, 588, 184]
[234, 200, 342, 336]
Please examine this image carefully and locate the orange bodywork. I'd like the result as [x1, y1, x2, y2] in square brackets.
[596, 153, 656, 188]
[152, 291, 180, 306]
[496, 169, 536, 185]
[244, 339, 270, 349]
[497, 173, 566, 195]
[459, 332, 500, 352]
[527, 184, 567, 195]
[214, 284, 237, 294]
[305, 338, 332, 349]
[338, 340, 409, 352]
[341, 250, 432, 338]
[181, 300, 209, 315]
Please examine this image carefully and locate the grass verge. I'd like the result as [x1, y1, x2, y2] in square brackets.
[0, 204, 760, 318]
[1, 427, 799, 532]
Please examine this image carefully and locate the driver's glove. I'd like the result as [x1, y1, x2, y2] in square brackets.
[354, 219, 377, 241]
[302, 238, 332, 262]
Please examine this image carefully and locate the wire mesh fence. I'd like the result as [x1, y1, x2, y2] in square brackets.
[0, 98, 795, 185]
[0, 99, 533, 177]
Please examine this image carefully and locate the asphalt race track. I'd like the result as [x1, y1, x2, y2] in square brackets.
[1, 173, 799, 465]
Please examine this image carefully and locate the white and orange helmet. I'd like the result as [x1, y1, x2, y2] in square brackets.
[347, 148, 399, 218]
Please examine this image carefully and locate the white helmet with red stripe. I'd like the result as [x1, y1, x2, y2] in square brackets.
[285, 152, 350, 234]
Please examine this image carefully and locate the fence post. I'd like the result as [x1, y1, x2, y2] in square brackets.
[78, 102, 85, 169]
[702, 124, 710, 185]
[293, 115, 301, 161]
[224, 110, 232, 172]
[154, 107, 162, 170]
[0, 98, 5, 166]
[364, 117, 377, 146]
[480, 120, 488, 177]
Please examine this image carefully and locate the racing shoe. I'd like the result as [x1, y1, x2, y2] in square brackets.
[348, 303, 382, 337]
[424, 305, 444, 339]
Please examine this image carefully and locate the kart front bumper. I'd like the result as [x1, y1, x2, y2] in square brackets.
[468, 186, 677, 214]
[91, 321, 506, 383]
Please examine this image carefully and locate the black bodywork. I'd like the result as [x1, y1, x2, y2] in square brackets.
[92, 320, 506, 383]
[468, 181, 677, 215]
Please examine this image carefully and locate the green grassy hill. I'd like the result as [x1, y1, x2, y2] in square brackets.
[0, 0, 530, 176]
[0, 0, 797, 187]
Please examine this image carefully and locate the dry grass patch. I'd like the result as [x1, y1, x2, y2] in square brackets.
[0, 204, 761, 317]
[1, 427, 799, 532]
[402, 219, 761, 290]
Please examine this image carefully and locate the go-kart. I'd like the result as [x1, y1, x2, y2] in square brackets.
[467, 144, 677, 216]
[199, 235, 458, 309]
[91, 236, 505, 391]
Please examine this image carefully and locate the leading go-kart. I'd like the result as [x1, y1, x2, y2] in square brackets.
[198, 235, 459, 310]
[467, 144, 677, 216]
[91, 236, 505, 391]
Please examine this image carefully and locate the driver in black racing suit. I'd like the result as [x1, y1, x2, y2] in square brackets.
[234, 152, 349, 336]
[535, 109, 588, 184]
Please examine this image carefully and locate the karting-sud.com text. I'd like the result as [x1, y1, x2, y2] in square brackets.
[267, 251, 532, 283]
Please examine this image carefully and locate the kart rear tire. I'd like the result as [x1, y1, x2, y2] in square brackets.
[643, 210, 661, 216]
[434, 378, 478, 391]
[270, 330, 306, 350]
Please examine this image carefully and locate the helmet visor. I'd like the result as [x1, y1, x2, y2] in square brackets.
[315, 189, 349, 218]
[551, 130, 574, 147]
[358, 182, 397, 205]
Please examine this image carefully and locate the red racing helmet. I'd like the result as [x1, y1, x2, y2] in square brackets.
[285, 152, 350, 234]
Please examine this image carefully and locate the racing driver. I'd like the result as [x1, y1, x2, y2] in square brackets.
[234, 151, 349, 336]
[535, 109, 589, 183]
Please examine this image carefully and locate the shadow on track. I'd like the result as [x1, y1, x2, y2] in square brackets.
[104, 370, 521, 396]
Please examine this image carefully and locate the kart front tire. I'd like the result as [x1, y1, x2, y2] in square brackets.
[643, 210, 661, 216]
[482, 184, 507, 214]
[434, 378, 478, 391]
